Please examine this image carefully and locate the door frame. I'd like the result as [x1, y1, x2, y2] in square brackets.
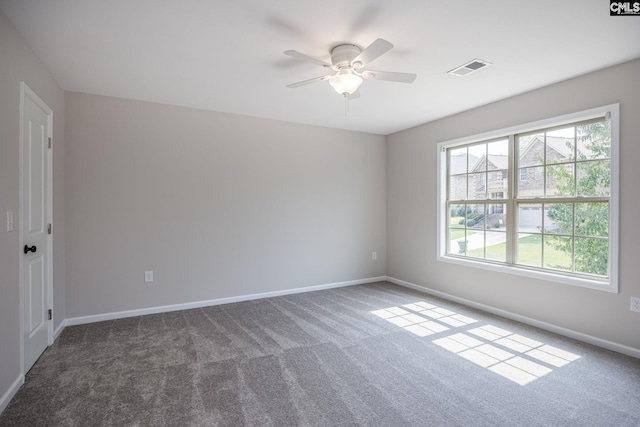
[19, 81, 54, 375]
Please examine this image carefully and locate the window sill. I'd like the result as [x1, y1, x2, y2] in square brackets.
[437, 254, 617, 293]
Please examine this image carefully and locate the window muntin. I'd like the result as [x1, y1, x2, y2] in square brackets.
[441, 107, 617, 292]
[447, 138, 509, 264]
[514, 201, 609, 277]
[514, 119, 611, 278]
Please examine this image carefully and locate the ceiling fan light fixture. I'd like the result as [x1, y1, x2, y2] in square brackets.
[329, 69, 363, 95]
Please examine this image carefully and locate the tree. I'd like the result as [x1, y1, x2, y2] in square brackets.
[545, 121, 611, 276]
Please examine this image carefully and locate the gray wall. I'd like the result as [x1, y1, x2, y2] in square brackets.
[64, 92, 386, 318]
[2, 3, 638, 410]
[0, 9, 65, 405]
[387, 59, 640, 350]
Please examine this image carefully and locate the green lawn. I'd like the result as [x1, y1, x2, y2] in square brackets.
[467, 234, 572, 269]
[450, 216, 465, 225]
[450, 229, 476, 240]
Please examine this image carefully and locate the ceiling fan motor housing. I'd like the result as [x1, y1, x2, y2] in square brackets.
[284, 38, 417, 94]
[331, 44, 362, 69]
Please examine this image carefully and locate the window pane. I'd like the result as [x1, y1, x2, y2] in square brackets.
[518, 133, 544, 167]
[449, 228, 468, 254]
[449, 204, 471, 255]
[544, 236, 573, 272]
[468, 144, 486, 172]
[449, 147, 468, 175]
[574, 237, 608, 276]
[518, 167, 544, 198]
[544, 236, 573, 271]
[546, 127, 575, 164]
[517, 233, 541, 267]
[485, 231, 506, 262]
[576, 121, 610, 160]
[468, 173, 487, 200]
[518, 203, 542, 233]
[575, 202, 608, 237]
[466, 204, 485, 230]
[449, 204, 466, 229]
[534, 166, 543, 181]
[490, 191, 507, 200]
[449, 175, 467, 200]
[546, 164, 574, 197]
[487, 170, 508, 198]
[488, 139, 509, 156]
[449, 205, 474, 255]
[487, 140, 509, 180]
[487, 204, 506, 228]
[577, 160, 610, 197]
[466, 232, 485, 259]
[545, 203, 573, 235]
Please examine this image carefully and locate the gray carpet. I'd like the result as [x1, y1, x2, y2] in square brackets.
[1, 282, 639, 426]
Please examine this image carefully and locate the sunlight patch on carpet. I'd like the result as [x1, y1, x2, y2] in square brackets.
[371, 302, 580, 386]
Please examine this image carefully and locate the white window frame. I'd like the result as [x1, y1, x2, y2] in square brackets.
[436, 104, 619, 293]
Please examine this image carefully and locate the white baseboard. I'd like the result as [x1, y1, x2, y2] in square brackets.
[53, 319, 66, 341]
[66, 276, 386, 327]
[0, 375, 24, 415]
[386, 276, 640, 360]
[3, 277, 384, 414]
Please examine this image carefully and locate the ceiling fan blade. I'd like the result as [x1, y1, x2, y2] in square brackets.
[351, 38, 393, 67]
[284, 50, 332, 68]
[363, 70, 417, 83]
[286, 75, 332, 88]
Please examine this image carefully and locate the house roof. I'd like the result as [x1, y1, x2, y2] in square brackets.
[546, 136, 574, 158]
[521, 135, 596, 162]
[469, 154, 508, 172]
[450, 153, 479, 175]
[487, 155, 509, 170]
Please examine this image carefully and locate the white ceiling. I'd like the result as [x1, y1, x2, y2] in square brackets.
[2, 0, 639, 135]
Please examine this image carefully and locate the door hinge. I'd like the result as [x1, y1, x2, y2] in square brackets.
[48, 223, 52, 234]
[47, 309, 52, 320]
[48, 137, 52, 149]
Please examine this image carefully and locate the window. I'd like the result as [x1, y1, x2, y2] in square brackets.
[437, 105, 619, 292]
[534, 166, 543, 181]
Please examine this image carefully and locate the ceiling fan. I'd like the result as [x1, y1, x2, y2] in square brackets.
[284, 38, 417, 99]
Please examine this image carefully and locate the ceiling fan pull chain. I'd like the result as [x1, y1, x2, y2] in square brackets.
[344, 93, 350, 117]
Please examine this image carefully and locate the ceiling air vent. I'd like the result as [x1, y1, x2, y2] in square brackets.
[447, 59, 492, 77]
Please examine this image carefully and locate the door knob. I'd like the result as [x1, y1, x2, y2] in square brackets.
[24, 245, 37, 254]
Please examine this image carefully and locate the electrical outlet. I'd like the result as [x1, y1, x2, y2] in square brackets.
[631, 297, 640, 313]
[372, 251, 377, 260]
[144, 271, 153, 283]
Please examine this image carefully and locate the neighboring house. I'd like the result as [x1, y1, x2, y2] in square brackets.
[450, 135, 579, 228]
[470, 153, 508, 200]
[518, 135, 577, 198]
[449, 152, 479, 202]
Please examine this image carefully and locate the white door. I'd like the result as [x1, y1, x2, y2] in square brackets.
[21, 82, 53, 373]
